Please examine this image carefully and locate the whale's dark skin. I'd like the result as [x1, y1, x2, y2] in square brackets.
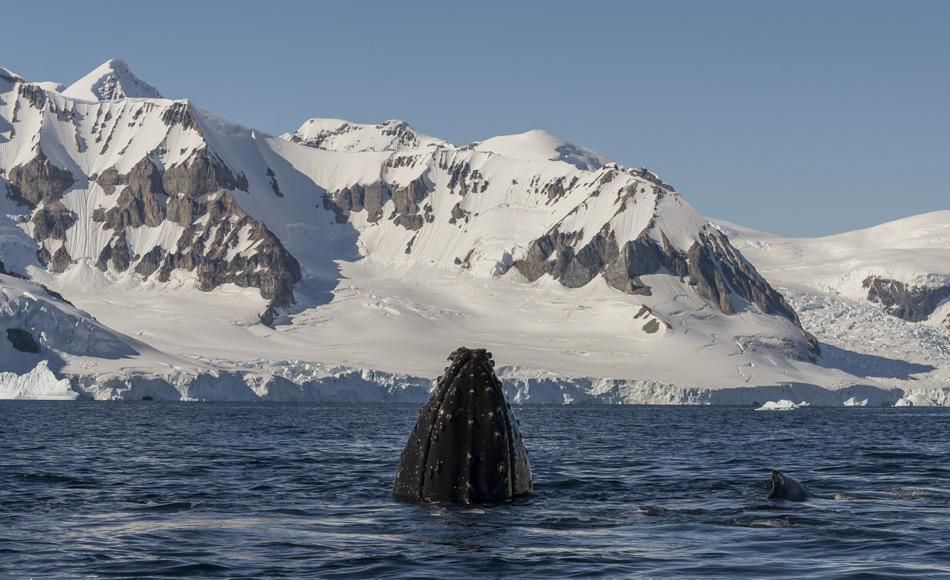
[768, 470, 809, 501]
[393, 347, 533, 504]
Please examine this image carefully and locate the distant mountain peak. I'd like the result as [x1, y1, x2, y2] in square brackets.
[285, 117, 446, 152]
[0, 65, 23, 83]
[472, 129, 607, 171]
[62, 58, 162, 101]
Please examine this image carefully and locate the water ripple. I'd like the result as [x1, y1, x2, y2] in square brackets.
[1, 403, 949, 577]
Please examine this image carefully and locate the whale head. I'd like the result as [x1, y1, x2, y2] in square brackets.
[768, 469, 809, 501]
[393, 347, 533, 504]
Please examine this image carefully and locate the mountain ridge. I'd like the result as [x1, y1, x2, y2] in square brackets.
[2, 59, 946, 403]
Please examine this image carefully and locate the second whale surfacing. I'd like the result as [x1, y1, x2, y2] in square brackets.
[768, 470, 810, 501]
[393, 347, 533, 504]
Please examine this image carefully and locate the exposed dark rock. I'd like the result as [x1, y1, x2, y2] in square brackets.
[160, 102, 200, 131]
[642, 319, 661, 334]
[31, 202, 77, 240]
[514, 227, 622, 289]
[378, 120, 423, 148]
[94, 167, 121, 195]
[390, 176, 430, 230]
[97, 233, 132, 272]
[266, 167, 283, 197]
[560, 226, 620, 288]
[687, 232, 801, 324]
[19, 84, 46, 110]
[134, 246, 164, 279]
[163, 149, 248, 197]
[449, 202, 471, 225]
[541, 176, 577, 203]
[36, 247, 51, 269]
[101, 157, 167, 229]
[603, 232, 682, 295]
[324, 181, 388, 223]
[512, 223, 812, 356]
[6, 151, 75, 208]
[394, 214, 424, 230]
[6, 328, 40, 353]
[48, 245, 72, 273]
[166, 193, 197, 226]
[863, 276, 950, 322]
[442, 160, 488, 195]
[157, 191, 302, 310]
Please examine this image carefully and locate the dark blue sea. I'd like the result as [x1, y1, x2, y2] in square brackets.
[1, 403, 949, 578]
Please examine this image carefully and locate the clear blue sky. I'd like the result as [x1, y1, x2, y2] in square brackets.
[6, 0, 948, 236]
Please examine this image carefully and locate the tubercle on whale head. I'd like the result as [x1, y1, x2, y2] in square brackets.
[393, 347, 532, 504]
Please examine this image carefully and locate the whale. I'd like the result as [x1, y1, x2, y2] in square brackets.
[768, 470, 810, 501]
[393, 347, 533, 503]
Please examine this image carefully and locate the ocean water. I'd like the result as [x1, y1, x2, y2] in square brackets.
[1, 403, 949, 578]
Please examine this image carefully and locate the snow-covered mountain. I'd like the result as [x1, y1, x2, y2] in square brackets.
[717, 213, 950, 406]
[719, 212, 950, 329]
[1, 59, 946, 404]
[61, 58, 162, 101]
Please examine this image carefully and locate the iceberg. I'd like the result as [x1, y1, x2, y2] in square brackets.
[0, 361, 76, 400]
[755, 399, 802, 411]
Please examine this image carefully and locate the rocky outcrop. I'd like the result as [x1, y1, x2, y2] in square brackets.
[449, 202, 471, 225]
[515, 226, 806, 329]
[513, 227, 622, 289]
[864, 276, 950, 323]
[134, 246, 164, 278]
[31, 202, 77, 240]
[96, 232, 132, 272]
[266, 167, 283, 197]
[100, 157, 167, 229]
[18, 83, 46, 110]
[325, 176, 433, 231]
[6, 151, 75, 208]
[160, 101, 200, 131]
[324, 182, 387, 223]
[118, 191, 303, 321]
[93, 167, 121, 195]
[85, 154, 299, 318]
[162, 148, 248, 197]
[685, 232, 803, 325]
[603, 232, 683, 295]
[390, 176, 431, 230]
[37, 245, 73, 273]
[6, 327, 40, 353]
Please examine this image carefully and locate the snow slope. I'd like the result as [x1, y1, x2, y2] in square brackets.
[718, 212, 950, 405]
[718, 212, 950, 302]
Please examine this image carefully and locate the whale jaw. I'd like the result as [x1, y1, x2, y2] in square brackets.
[393, 347, 532, 504]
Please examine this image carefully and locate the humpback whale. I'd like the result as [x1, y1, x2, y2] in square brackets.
[393, 347, 533, 503]
[768, 470, 810, 501]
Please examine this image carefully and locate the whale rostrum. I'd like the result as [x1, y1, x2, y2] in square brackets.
[393, 347, 533, 503]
